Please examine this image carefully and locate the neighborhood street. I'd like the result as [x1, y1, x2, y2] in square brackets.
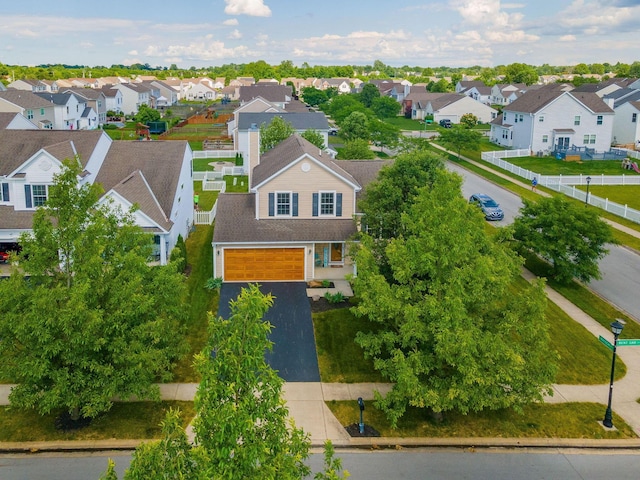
[446, 160, 640, 322]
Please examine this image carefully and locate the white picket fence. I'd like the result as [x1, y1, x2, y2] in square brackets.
[193, 150, 242, 158]
[194, 200, 218, 225]
[481, 149, 640, 224]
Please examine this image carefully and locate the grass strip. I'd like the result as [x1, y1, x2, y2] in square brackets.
[326, 401, 636, 439]
[0, 401, 195, 442]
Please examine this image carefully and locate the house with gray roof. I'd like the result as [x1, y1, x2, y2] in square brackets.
[490, 85, 615, 154]
[238, 85, 293, 109]
[35, 92, 98, 130]
[60, 88, 108, 126]
[0, 90, 57, 129]
[402, 91, 497, 123]
[0, 112, 38, 130]
[109, 83, 152, 115]
[235, 111, 330, 176]
[212, 133, 388, 282]
[0, 130, 193, 265]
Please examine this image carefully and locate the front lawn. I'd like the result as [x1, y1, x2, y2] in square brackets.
[327, 401, 636, 439]
[506, 157, 640, 176]
[0, 401, 195, 442]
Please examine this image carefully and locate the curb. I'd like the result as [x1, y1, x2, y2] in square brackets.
[3, 437, 640, 454]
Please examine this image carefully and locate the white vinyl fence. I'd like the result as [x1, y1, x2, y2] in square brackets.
[194, 200, 218, 225]
[481, 149, 640, 224]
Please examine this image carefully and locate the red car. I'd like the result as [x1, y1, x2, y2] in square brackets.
[0, 251, 9, 263]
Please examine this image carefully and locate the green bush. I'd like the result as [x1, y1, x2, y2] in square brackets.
[205, 277, 223, 290]
[170, 234, 188, 272]
[102, 124, 118, 130]
[169, 247, 186, 273]
[324, 292, 345, 304]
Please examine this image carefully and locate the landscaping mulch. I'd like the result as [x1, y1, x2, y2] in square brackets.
[309, 297, 350, 314]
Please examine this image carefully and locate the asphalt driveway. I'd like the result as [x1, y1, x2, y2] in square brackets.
[217, 282, 320, 382]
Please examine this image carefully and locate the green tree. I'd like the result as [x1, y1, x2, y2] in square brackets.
[339, 138, 376, 159]
[590, 63, 605, 75]
[314, 441, 350, 480]
[504, 63, 539, 85]
[323, 94, 367, 123]
[301, 129, 326, 149]
[0, 159, 187, 422]
[124, 409, 205, 479]
[370, 96, 401, 118]
[438, 125, 482, 159]
[134, 104, 161, 124]
[359, 83, 381, 108]
[301, 86, 328, 107]
[359, 149, 442, 242]
[339, 111, 370, 141]
[459, 113, 478, 128]
[260, 116, 295, 154]
[573, 63, 590, 75]
[428, 78, 451, 92]
[352, 169, 556, 426]
[193, 284, 311, 479]
[369, 118, 400, 151]
[511, 196, 618, 284]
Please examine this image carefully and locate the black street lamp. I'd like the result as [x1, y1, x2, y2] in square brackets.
[603, 319, 625, 428]
[585, 176, 592, 207]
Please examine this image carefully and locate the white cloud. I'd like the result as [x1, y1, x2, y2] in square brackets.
[144, 39, 256, 61]
[228, 29, 242, 39]
[223, 19, 239, 26]
[559, 34, 577, 41]
[224, 0, 271, 17]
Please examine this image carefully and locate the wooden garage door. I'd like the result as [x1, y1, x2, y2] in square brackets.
[224, 248, 305, 281]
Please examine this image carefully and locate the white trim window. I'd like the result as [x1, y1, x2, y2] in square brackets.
[574, 115, 581, 126]
[319, 191, 335, 216]
[583, 134, 596, 145]
[542, 135, 548, 143]
[276, 191, 291, 216]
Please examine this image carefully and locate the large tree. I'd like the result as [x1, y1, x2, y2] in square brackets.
[260, 116, 295, 153]
[504, 62, 539, 85]
[134, 103, 161, 124]
[301, 86, 328, 107]
[352, 169, 556, 426]
[511, 196, 617, 284]
[0, 159, 187, 422]
[438, 125, 483, 159]
[301, 128, 326, 149]
[339, 111, 370, 141]
[370, 95, 401, 119]
[359, 83, 381, 108]
[369, 118, 400, 152]
[339, 138, 376, 160]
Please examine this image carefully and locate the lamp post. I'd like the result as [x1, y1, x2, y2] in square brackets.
[357, 397, 365, 434]
[603, 319, 625, 428]
[585, 176, 592, 207]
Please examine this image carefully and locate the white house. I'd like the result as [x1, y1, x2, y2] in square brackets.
[403, 92, 497, 123]
[110, 83, 152, 115]
[0, 90, 59, 129]
[490, 85, 615, 154]
[0, 130, 193, 265]
[35, 92, 98, 130]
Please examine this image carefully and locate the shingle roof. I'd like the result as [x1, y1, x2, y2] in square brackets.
[237, 112, 329, 131]
[95, 140, 189, 224]
[0, 90, 53, 109]
[0, 112, 23, 129]
[0, 206, 35, 230]
[0, 130, 105, 176]
[505, 87, 613, 114]
[34, 92, 81, 105]
[212, 193, 358, 243]
[239, 85, 293, 103]
[252, 134, 357, 189]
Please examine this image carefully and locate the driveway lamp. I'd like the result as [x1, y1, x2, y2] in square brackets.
[603, 319, 625, 428]
[585, 176, 592, 207]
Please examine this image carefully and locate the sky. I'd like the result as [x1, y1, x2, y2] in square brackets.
[1, 0, 640, 69]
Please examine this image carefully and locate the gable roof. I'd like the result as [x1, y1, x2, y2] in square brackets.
[35, 92, 83, 105]
[237, 112, 329, 131]
[0, 112, 36, 130]
[252, 134, 356, 189]
[0, 90, 53, 109]
[505, 87, 613, 114]
[95, 141, 189, 223]
[239, 85, 292, 103]
[0, 130, 105, 176]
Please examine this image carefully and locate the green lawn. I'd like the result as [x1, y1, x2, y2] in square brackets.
[506, 156, 640, 176]
[312, 279, 624, 385]
[192, 157, 236, 171]
[586, 185, 640, 211]
[327, 401, 636, 439]
[0, 401, 195, 442]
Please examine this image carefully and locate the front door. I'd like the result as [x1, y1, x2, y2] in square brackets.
[330, 243, 343, 263]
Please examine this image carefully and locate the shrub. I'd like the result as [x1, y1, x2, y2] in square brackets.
[170, 234, 188, 273]
[169, 247, 186, 273]
[321, 280, 331, 288]
[324, 292, 345, 304]
[102, 124, 118, 130]
[205, 277, 224, 291]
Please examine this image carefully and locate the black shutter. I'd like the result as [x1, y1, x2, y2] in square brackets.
[312, 193, 318, 217]
[24, 185, 32, 208]
[336, 193, 342, 217]
[1, 183, 8, 202]
[268, 192, 274, 216]
[292, 193, 298, 217]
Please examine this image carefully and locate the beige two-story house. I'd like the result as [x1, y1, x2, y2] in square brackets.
[212, 134, 387, 282]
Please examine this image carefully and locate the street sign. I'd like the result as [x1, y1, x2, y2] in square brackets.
[599, 335, 614, 351]
[617, 339, 640, 346]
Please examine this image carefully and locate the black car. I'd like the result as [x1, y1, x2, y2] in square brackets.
[439, 119, 452, 128]
[328, 127, 338, 136]
[469, 193, 504, 221]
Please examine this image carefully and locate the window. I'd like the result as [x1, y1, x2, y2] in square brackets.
[0, 182, 9, 202]
[542, 135, 548, 143]
[597, 115, 603, 125]
[320, 192, 335, 215]
[40, 108, 45, 116]
[539, 116, 544, 122]
[26, 184, 48, 207]
[276, 192, 291, 216]
[518, 114, 523, 123]
[574, 115, 581, 126]
[583, 134, 596, 145]
[633, 113, 637, 123]
[26, 110, 34, 119]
